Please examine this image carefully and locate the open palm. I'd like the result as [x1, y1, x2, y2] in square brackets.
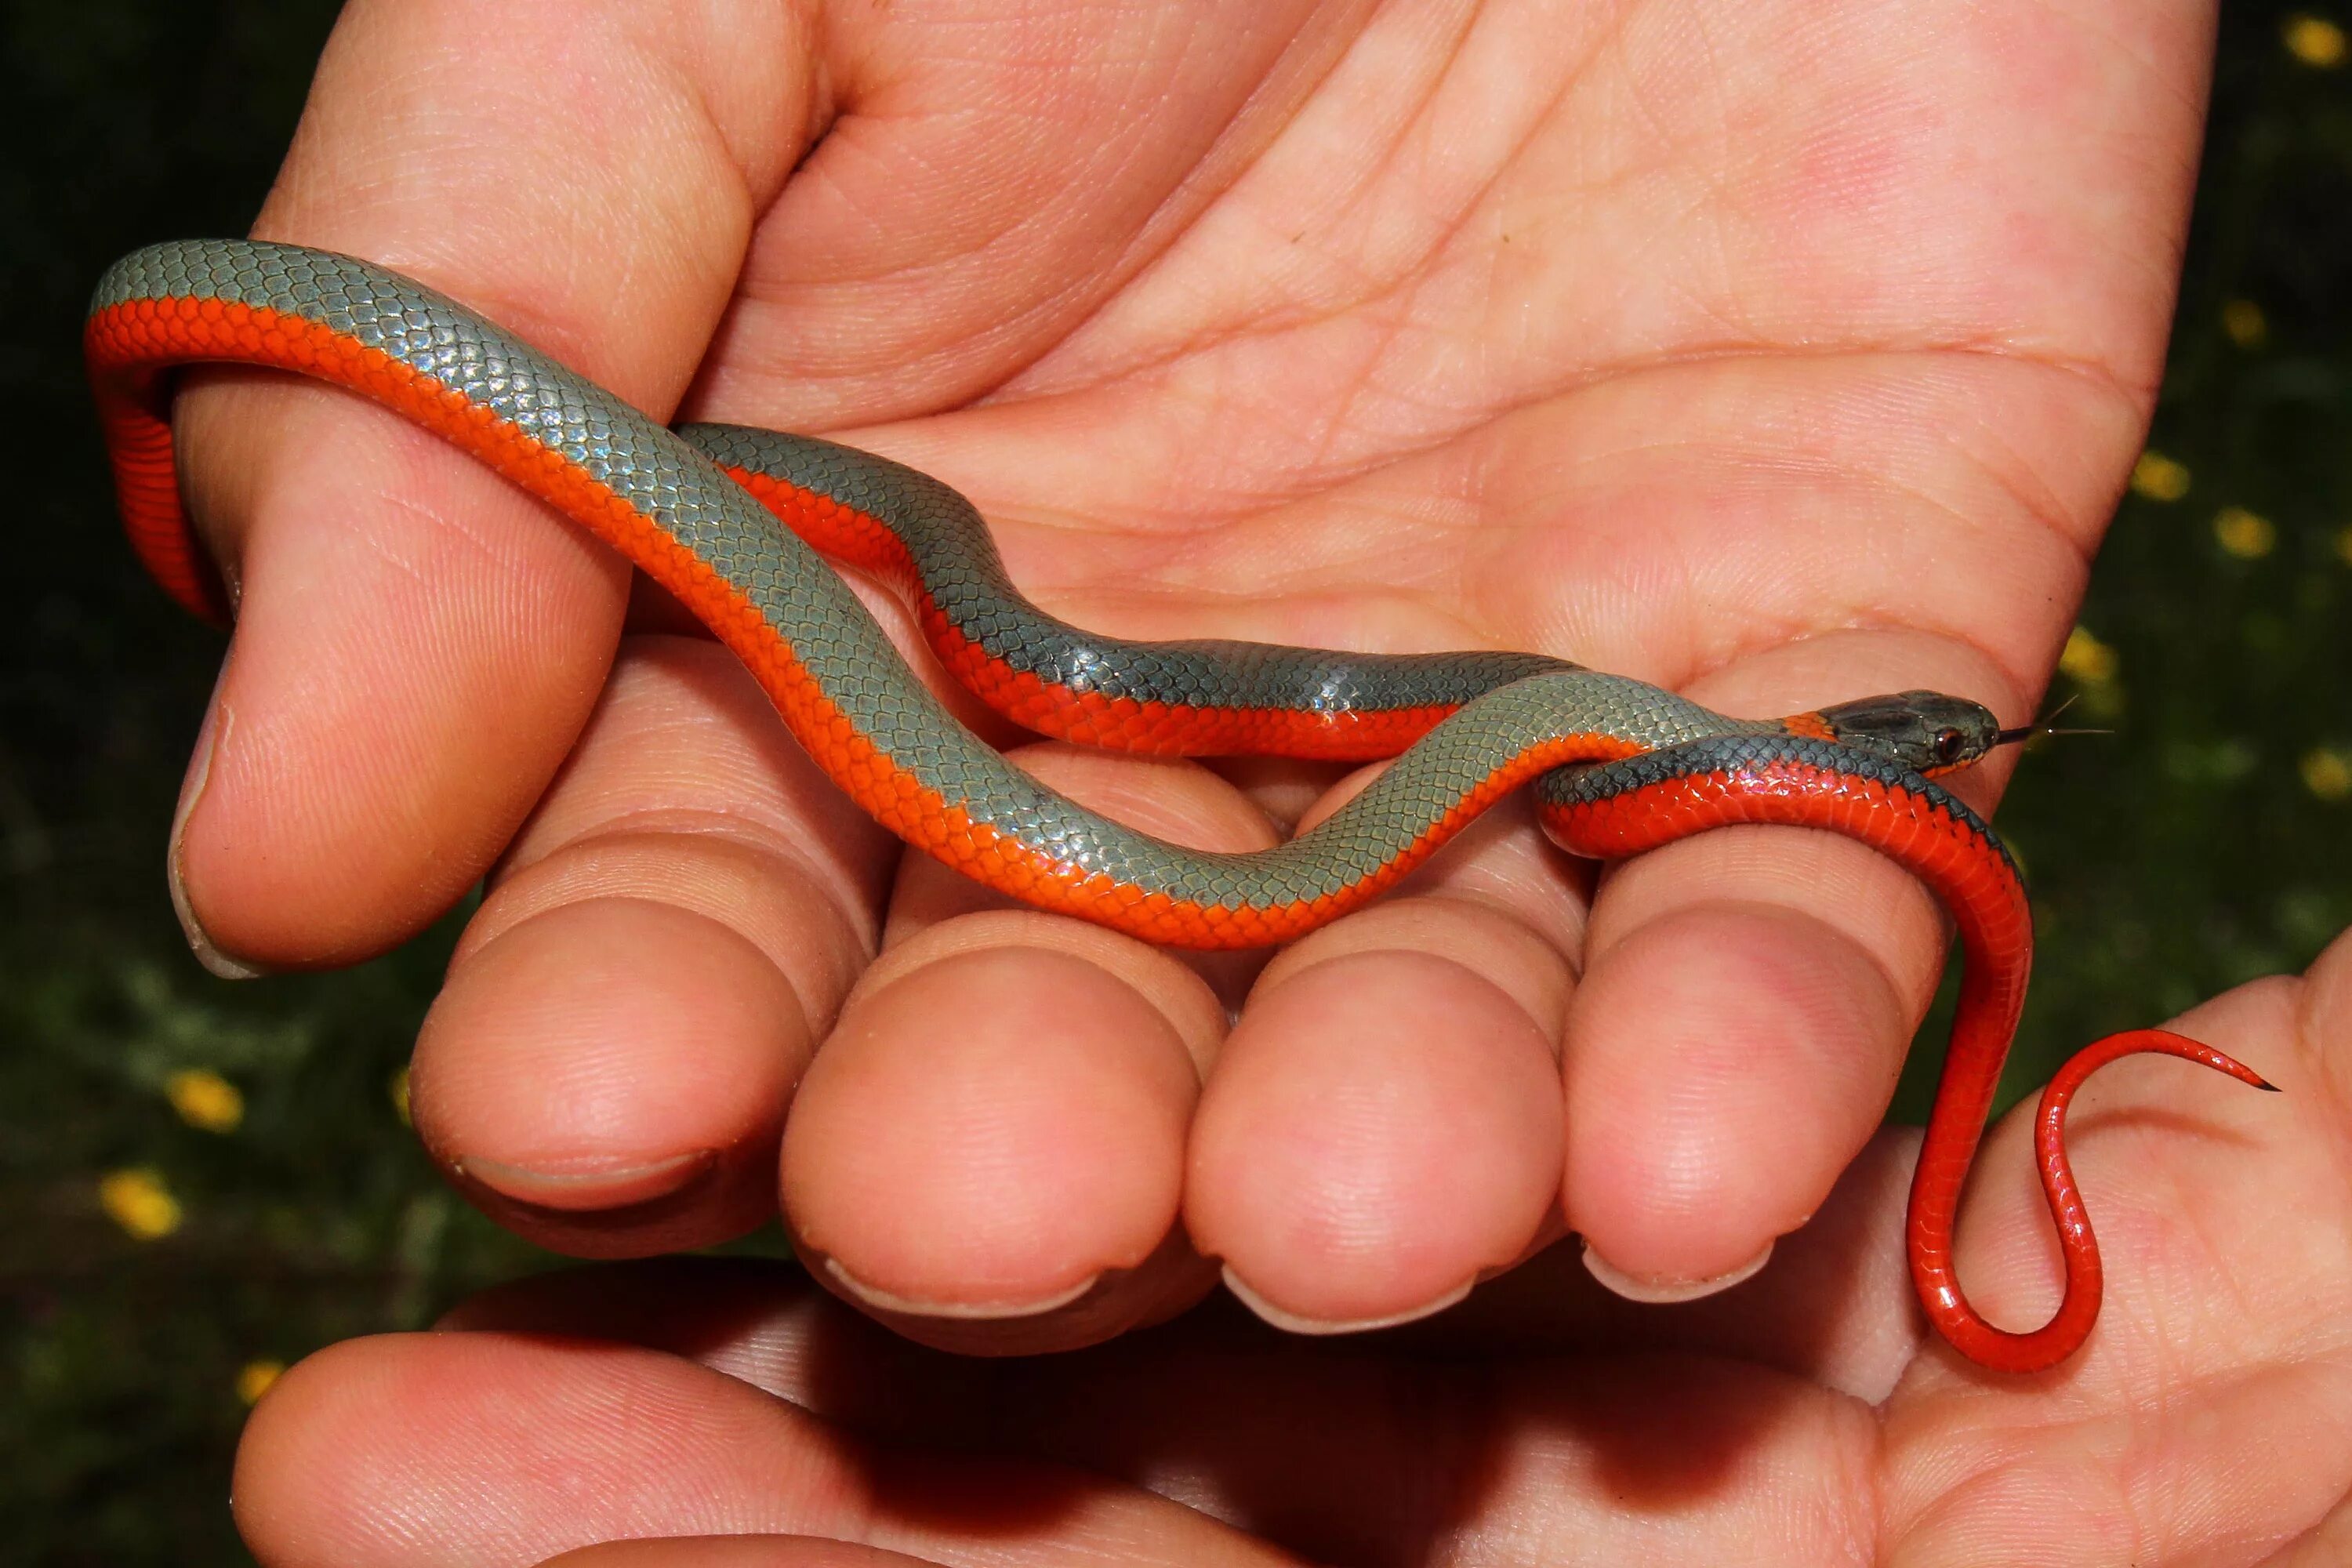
[173, 0, 2207, 1352]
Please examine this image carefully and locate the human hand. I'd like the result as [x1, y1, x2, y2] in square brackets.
[165, 0, 2214, 1347]
[227, 937, 2347, 1565]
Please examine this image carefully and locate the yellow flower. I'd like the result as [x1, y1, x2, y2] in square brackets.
[2285, 13, 2347, 66]
[165, 1068, 243, 1133]
[2129, 451, 2190, 502]
[237, 1359, 286, 1405]
[2213, 506, 2277, 560]
[2059, 626, 2119, 684]
[2221, 299, 2267, 348]
[2336, 524, 2352, 568]
[2303, 748, 2352, 802]
[389, 1066, 412, 1127]
[99, 1168, 182, 1240]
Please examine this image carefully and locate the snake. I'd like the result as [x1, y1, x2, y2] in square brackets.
[85, 238, 2272, 1374]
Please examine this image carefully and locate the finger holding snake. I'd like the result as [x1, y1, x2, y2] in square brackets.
[133, 0, 2230, 1364]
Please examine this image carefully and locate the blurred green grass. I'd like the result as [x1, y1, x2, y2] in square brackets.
[2, 4, 2346, 1563]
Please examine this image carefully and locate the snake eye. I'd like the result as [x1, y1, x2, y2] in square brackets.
[1933, 727, 1966, 765]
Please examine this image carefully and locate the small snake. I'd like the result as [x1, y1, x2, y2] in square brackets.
[86, 239, 2271, 1372]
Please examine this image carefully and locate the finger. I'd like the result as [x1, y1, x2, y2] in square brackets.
[1564, 630, 2030, 1296]
[410, 635, 892, 1257]
[780, 746, 1252, 1355]
[542, 1540, 942, 1568]
[426, 1258, 1889, 1566]
[444, 1117, 1918, 1408]
[167, 0, 817, 972]
[233, 1330, 1282, 1568]
[1187, 778, 1585, 1332]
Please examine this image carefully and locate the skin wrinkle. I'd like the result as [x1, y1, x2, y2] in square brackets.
[923, 343, 2150, 619]
[1596, 4, 1703, 174]
[1683, 13, 1734, 201]
[1344, 0, 1489, 220]
[1668, 109, 1753, 350]
[704, 11, 1341, 416]
[655, 5, 819, 194]
[1326, 454, 1472, 608]
[497, 805, 884, 939]
[508, 693, 890, 826]
[861, 132, 1060, 278]
[1544, 390, 2103, 610]
[989, 448, 1478, 590]
[1044, 29, 1215, 227]
[467, 849, 867, 1047]
[1004, 5, 1619, 397]
[1399, 853, 1592, 978]
[1086, 3, 1377, 307]
[712, 227, 1071, 412]
[1762, 475, 2074, 696]
[491, 644, 897, 881]
[1589, 840, 1940, 1019]
[1000, 437, 1501, 613]
[1932, 404, 2104, 565]
[1289, 302, 1430, 491]
[1316, 13, 1577, 335]
[336, 500, 439, 597]
[1515, 510, 2013, 700]
[1032, 579, 1508, 663]
[1499, 412, 2097, 689]
[1426, 6, 1644, 244]
[2152, 1163, 2273, 1363]
[1188, 8, 1484, 320]
[361, 459, 577, 595]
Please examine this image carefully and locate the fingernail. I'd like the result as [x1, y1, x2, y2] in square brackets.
[1579, 1239, 1774, 1303]
[820, 1254, 1101, 1320]
[453, 1148, 717, 1211]
[167, 680, 267, 980]
[1221, 1265, 1474, 1334]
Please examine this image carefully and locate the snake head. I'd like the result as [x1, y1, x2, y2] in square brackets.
[1811, 690, 2016, 776]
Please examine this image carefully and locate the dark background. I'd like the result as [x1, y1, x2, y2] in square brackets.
[5, 3, 2347, 1562]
